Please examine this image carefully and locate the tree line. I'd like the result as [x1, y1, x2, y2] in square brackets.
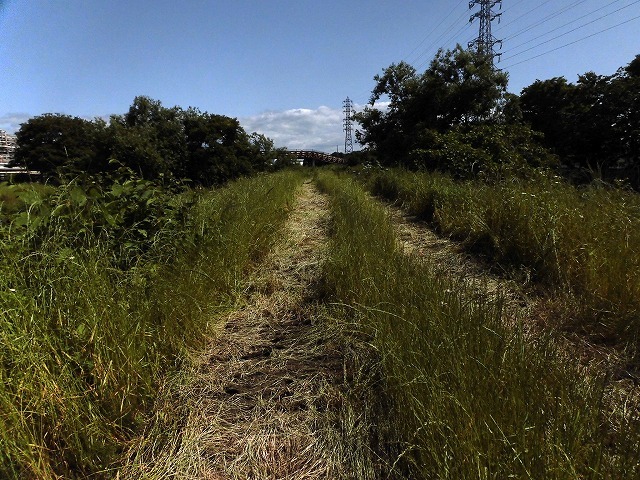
[354, 46, 640, 186]
[10, 96, 292, 186]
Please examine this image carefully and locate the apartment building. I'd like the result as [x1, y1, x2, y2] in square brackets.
[0, 130, 17, 165]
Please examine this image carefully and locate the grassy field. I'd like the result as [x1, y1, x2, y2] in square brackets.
[317, 171, 640, 479]
[0, 172, 302, 478]
[361, 168, 640, 353]
[3, 168, 639, 478]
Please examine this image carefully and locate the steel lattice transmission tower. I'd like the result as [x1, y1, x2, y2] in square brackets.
[343, 97, 354, 154]
[468, 0, 503, 67]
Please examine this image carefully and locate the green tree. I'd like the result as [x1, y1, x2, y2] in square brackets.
[610, 57, 640, 174]
[12, 114, 106, 180]
[183, 108, 254, 186]
[520, 55, 640, 184]
[247, 132, 280, 171]
[518, 77, 576, 158]
[625, 54, 640, 77]
[106, 96, 186, 181]
[13, 96, 281, 186]
[411, 124, 557, 180]
[355, 46, 509, 165]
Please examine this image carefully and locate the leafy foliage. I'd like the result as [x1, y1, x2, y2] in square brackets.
[356, 47, 640, 186]
[355, 46, 509, 165]
[0, 170, 302, 478]
[520, 55, 640, 185]
[12, 96, 284, 186]
[11, 114, 108, 179]
[410, 124, 558, 180]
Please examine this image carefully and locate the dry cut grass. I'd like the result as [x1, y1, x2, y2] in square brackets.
[120, 182, 365, 479]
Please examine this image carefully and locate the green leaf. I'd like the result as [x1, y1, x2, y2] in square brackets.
[76, 323, 87, 338]
[69, 186, 88, 206]
[110, 182, 125, 197]
[13, 212, 29, 227]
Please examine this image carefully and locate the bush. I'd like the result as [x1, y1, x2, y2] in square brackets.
[410, 124, 557, 180]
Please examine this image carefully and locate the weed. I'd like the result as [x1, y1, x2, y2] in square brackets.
[0, 170, 302, 478]
[364, 169, 640, 351]
[318, 171, 640, 478]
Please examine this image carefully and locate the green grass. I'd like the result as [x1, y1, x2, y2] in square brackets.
[317, 171, 640, 479]
[364, 168, 640, 351]
[0, 181, 55, 215]
[0, 171, 303, 478]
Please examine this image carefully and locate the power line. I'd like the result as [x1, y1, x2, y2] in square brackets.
[352, 0, 639, 106]
[414, 22, 473, 71]
[503, 0, 627, 42]
[408, 7, 471, 66]
[495, 0, 560, 33]
[501, 13, 640, 68]
[503, 2, 640, 62]
[499, 0, 528, 15]
[403, 0, 466, 64]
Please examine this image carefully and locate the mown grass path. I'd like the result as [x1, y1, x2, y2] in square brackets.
[384, 199, 640, 410]
[387, 203, 531, 315]
[122, 181, 351, 479]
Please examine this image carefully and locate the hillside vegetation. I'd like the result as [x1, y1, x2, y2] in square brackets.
[0, 171, 301, 477]
[318, 171, 640, 479]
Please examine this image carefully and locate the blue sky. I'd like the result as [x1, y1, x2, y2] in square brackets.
[1, 0, 639, 152]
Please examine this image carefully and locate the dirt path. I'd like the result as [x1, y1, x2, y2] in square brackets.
[385, 201, 640, 398]
[123, 182, 352, 479]
[388, 205, 533, 320]
[184, 182, 346, 479]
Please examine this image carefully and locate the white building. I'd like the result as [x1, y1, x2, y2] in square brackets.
[0, 130, 17, 165]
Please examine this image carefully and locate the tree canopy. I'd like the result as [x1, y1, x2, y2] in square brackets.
[520, 56, 640, 183]
[12, 96, 286, 186]
[354, 46, 509, 166]
[12, 114, 106, 179]
[353, 47, 640, 186]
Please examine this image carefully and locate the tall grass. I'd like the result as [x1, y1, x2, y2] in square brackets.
[317, 171, 640, 479]
[0, 171, 302, 478]
[365, 169, 640, 348]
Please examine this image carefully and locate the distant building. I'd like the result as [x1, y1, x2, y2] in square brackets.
[0, 130, 17, 165]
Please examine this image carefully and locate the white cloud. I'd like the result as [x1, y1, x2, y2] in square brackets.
[240, 102, 390, 153]
[0, 113, 31, 134]
[241, 106, 343, 153]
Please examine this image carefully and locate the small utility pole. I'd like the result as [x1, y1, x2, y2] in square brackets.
[343, 97, 354, 154]
[468, 0, 503, 67]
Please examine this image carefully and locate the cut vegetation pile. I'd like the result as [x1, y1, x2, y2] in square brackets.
[118, 181, 356, 478]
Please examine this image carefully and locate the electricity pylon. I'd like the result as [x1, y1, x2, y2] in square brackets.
[468, 0, 503, 67]
[343, 97, 354, 154]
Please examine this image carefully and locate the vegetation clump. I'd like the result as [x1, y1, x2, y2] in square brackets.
[10, 96, 294, 186]
[363, 168, 640, 356]
[318, 171, 640, 479]
[0, 170, 302, 478]
[353, 47, 640, 188]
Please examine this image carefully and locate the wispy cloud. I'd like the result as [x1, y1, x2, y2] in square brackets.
[0, 113, 31, 134]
